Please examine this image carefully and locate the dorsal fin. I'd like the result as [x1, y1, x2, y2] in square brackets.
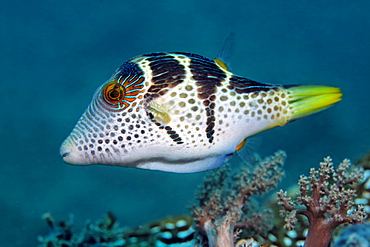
[214, 32, 235, 71]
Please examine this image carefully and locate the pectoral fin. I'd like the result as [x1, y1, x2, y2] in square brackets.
[147, 102, 172, 125]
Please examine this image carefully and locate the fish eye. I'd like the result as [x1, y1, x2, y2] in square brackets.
[103, 82, 125, 104]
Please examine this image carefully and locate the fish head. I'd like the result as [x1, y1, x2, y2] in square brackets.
[60, 67, 155, 167]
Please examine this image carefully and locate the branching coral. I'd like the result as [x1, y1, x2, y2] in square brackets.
[191, 151, 286, 247]
[39, 152, 369, 247]
[38, 212, 127, 246]
[38, 213, 196, 247]
[277, 157, 367, 247]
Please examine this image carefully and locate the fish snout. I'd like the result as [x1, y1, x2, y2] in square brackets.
[60, 138, 86, 165]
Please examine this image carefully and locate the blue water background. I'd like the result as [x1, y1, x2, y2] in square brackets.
[0, 0, 369, 245]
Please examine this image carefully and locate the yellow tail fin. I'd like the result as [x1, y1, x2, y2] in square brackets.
[286, 85, 342, 120]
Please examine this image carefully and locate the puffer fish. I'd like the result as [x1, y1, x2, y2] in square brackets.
[60, 49, 342, 173]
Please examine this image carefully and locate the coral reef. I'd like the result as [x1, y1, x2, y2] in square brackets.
[38, 212, 195, 246]
[191, 151, 286, 247]
[354, 150, 370, 214]
[277, 157, 367, 247]
[265, 151, 370, 247]
[263, 193, 308, 247]
[38, 212, 128, 246]
[38, 152, 369, 247]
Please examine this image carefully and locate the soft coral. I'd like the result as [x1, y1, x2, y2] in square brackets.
[277, 157, 367, 247]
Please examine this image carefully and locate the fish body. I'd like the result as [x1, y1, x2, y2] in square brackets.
[60, 52, 342, 173]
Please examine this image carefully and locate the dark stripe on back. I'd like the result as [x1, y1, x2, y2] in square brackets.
[188, 54, 225, 99]
[228, 75, 277, 94]
[116, 61, 144, 78]
[172, 52, 212, 61]
[141, 53, 186, 143]
[145, 53, 186, 99]
[188, 54, 226, 143]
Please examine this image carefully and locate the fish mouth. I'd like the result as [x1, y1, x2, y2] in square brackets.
[59, 139, 73, 163]
[61, 151, 70, 158]
[60, 144, 70, 158]
[60, 139, 84, 165]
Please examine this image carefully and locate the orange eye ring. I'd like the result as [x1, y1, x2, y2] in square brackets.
[103, 82, 125, 104]
[101, 75, 145, 111]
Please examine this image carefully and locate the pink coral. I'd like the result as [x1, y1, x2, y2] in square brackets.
[191, 151, 286, 247]
[277, 157, 367, 247]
